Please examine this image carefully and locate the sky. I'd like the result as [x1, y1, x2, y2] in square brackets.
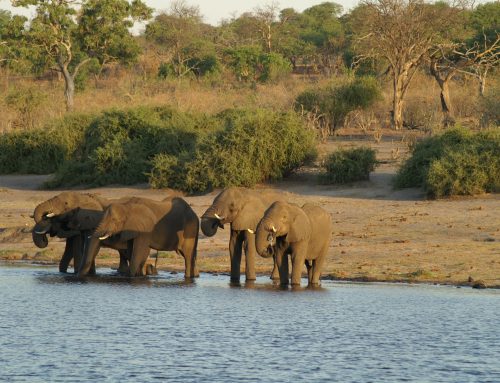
[0, 0, 360, 25]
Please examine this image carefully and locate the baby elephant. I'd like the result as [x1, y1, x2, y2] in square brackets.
[255, 201, 332, 287]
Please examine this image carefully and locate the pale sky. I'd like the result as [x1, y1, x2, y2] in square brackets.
[0, 0, 360, 26]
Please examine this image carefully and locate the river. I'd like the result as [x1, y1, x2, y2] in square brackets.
[0, 265, 498, 382]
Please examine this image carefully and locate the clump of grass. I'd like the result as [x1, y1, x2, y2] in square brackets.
[320, 147, 377, 184]
[394, 127, 500, 198]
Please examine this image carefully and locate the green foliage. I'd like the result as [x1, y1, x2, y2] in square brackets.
[0, 106, 314, 192]
[480, 87, 500, 127]
[148, 109, 317, 193]
[320, 147, 377, 184]
[224, 46, 292, 83]
[295, 76, 381, 131]
[395, 127, 500, 198]
[0, 114, 93, 174]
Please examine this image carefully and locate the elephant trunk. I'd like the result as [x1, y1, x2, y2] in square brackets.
[33, 200, 55, 223]
[32, 228, 48, 248]
[255, 219, 274, 258]
[200, 205, 224, 237]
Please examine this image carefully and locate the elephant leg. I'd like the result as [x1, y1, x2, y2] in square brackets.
[243, 231, 256, 281]
[306, 260, 313, 284]
[276, 249, 289, 286]
[229, 230, 244, 283]
[69, 235, 84, 274]
[117, 250, 130, 274]
[270, 254, 280, 281]
[59, 239, 73, 273]
[311, 250, 327, 286]
[291, 245, 307, 286]
[129, 236, 151, 277]
[77, 236, 100, 277]
[180, 238, 198, 279]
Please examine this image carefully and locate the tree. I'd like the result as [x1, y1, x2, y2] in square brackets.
[145, 0, 216, 78]
[0, 10, 27, 68]
[350, 0, 469, 130]
[12, 0, 152, 111]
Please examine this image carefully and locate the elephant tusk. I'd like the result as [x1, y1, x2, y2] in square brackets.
[271, 226, 276, 233]
[247, 229, 255, 234]
[214, 213, 224, 220]
[99, 234, 110, 240]
[34, 230, 48, 235]
[29, 214, 34, 219]
[45, 212, 55, 218]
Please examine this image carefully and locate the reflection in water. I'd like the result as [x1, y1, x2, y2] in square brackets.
[0, 265, 499, 383]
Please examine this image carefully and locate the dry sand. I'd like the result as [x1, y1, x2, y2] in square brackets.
[1, 134, 499, 288]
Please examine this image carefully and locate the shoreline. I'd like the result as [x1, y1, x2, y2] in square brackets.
[1, 259, 497, 289]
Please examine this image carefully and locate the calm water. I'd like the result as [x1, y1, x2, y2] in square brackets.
[0, 265, 499, 383]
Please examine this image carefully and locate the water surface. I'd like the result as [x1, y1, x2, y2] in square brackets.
[0, 265, 498, 382]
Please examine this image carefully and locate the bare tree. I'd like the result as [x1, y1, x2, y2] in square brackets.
[429, 33, 499, 125]
[351, 0, 469, 130]
[254, 2, 280, 53]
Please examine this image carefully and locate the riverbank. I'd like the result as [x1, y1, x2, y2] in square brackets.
[1, 134, 498, 288]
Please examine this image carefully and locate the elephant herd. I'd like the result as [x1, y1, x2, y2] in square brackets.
[32, 187, 332, 287]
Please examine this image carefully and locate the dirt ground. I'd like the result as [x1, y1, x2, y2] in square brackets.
[1, 132, 499, 288]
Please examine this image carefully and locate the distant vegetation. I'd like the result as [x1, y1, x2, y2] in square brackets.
[0, 107, 316, 193]
[0, 1, 498, 197]
[395, 128, 500, 198]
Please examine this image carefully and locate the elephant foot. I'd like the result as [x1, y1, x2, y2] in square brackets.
[145, 264, 158, 276]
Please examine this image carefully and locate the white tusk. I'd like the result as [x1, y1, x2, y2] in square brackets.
[214, 213, 224, 220]
[46, 212, 55, 218]
[247, 229, 255, 234]
[99, 234, 110, 240]
[29, 214, 34, 219]
[34, 230, 48, 235]
[271, 226, 276, 233]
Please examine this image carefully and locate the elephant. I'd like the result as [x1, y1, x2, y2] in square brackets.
[32, 192, 109, 274]
[255, 201, 332, 287]
[32, 192, 129, 274]
[78, 196, 199, 278]
[200, 187, 283, 283]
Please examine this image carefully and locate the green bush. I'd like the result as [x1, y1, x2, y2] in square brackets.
[320, 147, 377, 184]
[224, 46, 292, 83]
[148, 109, 317, 193]
[395, 127, 500, 198]
[295, 76, 381, 133]
[0, 114, 93, 174]
[48, 106, 208, 187]
[0, 105, 316, 193]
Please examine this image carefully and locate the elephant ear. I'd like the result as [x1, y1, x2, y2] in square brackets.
[123, 204, 158, 233]
[287, 209, 311, 243]
[232, 200, 265, 232]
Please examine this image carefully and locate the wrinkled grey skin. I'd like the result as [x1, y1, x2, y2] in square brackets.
[32, 192, 128, 274]
[255, 201, 332, 287]
[78, 197, 199, 279]
[201, 187, 282, 283]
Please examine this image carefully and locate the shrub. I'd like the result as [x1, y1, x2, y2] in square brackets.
[48, 106, 207, 187]
[148, 109, 317, 193]
[0, 113, 93, 174]
[395, 127, 500, 197]
[224, 46, 292, 83]
[295, 76, 382, 134]
[320, 147, 377, 184]
[5, 87, 47, 130]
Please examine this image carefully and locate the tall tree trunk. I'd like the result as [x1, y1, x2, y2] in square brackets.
[430, 60, 456, 126]
[392, 75, 404, 130]
[439, 78, 454, 126]
[60, 65, 75, 112]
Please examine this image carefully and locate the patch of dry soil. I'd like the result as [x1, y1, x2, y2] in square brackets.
[1, 134, 498, 287]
